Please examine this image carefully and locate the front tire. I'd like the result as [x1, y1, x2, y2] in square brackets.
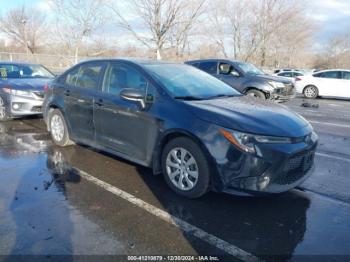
[0, 96, 10, 121]
[303, 85, 318, 99]
[246, 89, 266, 99]
[49, 109, 72, 147]
[161, 137, 210, 198]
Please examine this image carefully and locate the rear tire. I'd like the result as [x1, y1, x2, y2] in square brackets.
[49, 109, 72, 147]
[246, 89, 266, 99]
[0, 96, 10, 122]
[161, 137, 210, 198]
[303, 85, 318, 99]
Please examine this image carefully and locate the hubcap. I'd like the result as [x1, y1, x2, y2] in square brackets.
[166, 148, 199, 191]
[0, 97, 6, 119]
[50, 114, 65, 142]
[305, 87, 316, 98]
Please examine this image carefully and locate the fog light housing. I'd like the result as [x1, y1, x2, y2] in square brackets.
[12, 103, 20, 110]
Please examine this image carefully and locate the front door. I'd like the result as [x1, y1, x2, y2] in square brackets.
[93, 62, 157, 163]
[216, 62, 245, 92]
[63, 62, 105, 142]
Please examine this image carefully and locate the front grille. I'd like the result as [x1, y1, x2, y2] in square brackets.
[275, 149, 315, 185]
[33, 91, 44, 98]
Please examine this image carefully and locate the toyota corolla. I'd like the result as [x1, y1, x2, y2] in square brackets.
[43, 59, 318, 198]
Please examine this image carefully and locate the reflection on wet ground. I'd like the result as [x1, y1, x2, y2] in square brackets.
[1, 116, 350, 260]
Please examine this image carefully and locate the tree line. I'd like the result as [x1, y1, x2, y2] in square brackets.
[0, 0, 349, 69]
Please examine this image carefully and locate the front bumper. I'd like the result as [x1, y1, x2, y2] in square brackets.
[269, 83, 295, 101]
[207, 133, 318, 196]
[7, 94, 44, 117]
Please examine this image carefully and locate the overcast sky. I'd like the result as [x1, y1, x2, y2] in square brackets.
[1, 0, 350, 45]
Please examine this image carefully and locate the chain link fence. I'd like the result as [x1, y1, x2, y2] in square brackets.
[0, 52, 89, 74]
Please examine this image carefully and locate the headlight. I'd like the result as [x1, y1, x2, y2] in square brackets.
[220, 129, 292, 154]
[268, 81, 285, 88]
[2, 87, 32, 97]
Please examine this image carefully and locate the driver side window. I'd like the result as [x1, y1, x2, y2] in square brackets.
[219, 63, 240, 76]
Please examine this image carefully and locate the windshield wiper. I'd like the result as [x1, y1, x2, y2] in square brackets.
[207, 94, 236, 99]
[174, 95, 204, 100]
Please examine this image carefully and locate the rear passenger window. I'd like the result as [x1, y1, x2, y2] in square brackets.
[65, 67, 80, 86]
[198, 62, 217, 74]
[314, 71, 340, 79]
[279, 72, 293, 77]
[103, 63, 147, 95]
[76, 64, 103, 89]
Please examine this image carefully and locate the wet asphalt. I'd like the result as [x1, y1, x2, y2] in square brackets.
[0, 96, 350, 261]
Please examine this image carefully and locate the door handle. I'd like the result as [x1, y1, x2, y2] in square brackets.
[64, 90, 70, 96]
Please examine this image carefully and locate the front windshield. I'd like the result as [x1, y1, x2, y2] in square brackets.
[0, 64, 54, 79]
[235, 62, 264, 75]
[144, 63, 240, 99]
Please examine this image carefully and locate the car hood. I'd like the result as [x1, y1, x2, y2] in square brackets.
[184, 96, 312, 137]
[254, 74, 293, 84]
[1, 78, 53, 91]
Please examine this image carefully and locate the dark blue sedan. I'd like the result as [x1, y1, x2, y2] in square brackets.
[43, 59, 318, 198]
[0, 62, 55, 121]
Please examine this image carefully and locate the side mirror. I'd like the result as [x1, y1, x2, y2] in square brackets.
[120, 88, 146, 109]
[230, 71, 240, 77]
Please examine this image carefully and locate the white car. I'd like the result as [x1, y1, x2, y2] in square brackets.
[295, 69, 350, 99]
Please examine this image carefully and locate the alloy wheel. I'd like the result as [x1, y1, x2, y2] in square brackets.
[304, 86, 317, 98]
[166, 147, 199, 191]
[50, 114, 65, 142]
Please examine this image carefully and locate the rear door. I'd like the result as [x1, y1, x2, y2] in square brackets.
[63, 62, 105, 142]
[313, 71, 342, 97]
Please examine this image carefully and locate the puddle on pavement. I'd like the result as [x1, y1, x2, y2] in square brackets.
[1, 120, 350, 259]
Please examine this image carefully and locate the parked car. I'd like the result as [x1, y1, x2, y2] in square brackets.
[0, 62, 55, 121]
[295, 69, 350, 99]
[43, 59, 318, 198]
[273, 68, 301, 74]
[185, 59, 295, 101]
[274, 71, 304, 79]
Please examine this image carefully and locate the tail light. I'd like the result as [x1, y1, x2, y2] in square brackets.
[44, 83, 49, 93]
[295, 77, 302, 81]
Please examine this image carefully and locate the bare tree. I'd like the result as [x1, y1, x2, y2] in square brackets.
[0, 5, 47, 54]
[50, 0, 106, 63]
[109, 0, 206, 60]
[205, 0, 248, 59]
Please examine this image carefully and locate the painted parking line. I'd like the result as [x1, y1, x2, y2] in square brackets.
[309, 120, 350, 128]
[77, 169, 259, 262]
[316, 152, 350, 163]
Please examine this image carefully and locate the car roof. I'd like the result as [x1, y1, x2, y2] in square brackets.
[78, 58, 180, 66]
[185, 58, 242, 64]
[314, 69, 350, 73]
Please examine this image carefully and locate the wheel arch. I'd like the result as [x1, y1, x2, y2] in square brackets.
[46, 103, 71, 133]
[244, 87, 269, 99]
[152, 129, 214, 175]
